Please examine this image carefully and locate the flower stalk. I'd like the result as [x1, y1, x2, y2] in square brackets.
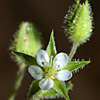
[68, 43, 78, 62]
[8, 64, 26, 100]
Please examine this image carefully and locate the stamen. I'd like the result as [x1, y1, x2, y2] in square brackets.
[46, 71, 49, 74]
[25, 38, 29, 42]
[50, 55, 53, 59]
[50, 55, 53, 65]
[51, 76, 56, 79]
[58, 65, 60, 68]
[42, 62, 44, 65]
[55, 73, 58, 76]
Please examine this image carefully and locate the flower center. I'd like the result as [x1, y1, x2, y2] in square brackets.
[44, 66, 58, 79]
[44, 55, 58, 79]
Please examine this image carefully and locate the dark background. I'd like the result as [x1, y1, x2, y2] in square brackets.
[0, 0, 100, 100]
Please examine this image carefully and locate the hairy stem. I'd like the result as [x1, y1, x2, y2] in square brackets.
[8, 64, 26, 100]
[68, 43, 78, 62]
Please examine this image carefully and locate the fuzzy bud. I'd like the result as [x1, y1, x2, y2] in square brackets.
[64, 0, 93, 45]
[10, 22, 42, 57]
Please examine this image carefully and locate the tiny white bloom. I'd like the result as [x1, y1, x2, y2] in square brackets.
[28, 50, 72, 90]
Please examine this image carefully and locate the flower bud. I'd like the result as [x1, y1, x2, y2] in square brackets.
[10, 22, 42, 57]
[64, 0, 93, 45]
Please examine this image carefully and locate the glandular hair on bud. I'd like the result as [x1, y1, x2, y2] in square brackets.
[64, 0, 93, 45]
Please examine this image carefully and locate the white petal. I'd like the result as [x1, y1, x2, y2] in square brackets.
[36, 50, 49, 67]
[39, 78, 54, 90]
[28, 65, 43, 80]
[56, 70, 72, 81]
[53, 53, 68, 69]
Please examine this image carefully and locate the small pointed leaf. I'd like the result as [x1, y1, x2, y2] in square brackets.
[63, 61, 90, 71]
[46, 30, 57, 59]
[27, 80, 40, 100]
[13, 51, 38, 66]
[53, 79, 70, 100]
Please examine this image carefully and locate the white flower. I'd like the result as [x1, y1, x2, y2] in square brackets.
[28, 50, 72, 90]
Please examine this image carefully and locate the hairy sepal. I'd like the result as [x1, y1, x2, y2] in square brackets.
[63, 61, 90, 72]
[53, 79, 70, 100]
[27, 80, 40, 100]
[29, 82, 73, 100]
[46, 30, 57, 59]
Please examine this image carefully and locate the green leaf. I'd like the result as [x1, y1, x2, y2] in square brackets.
[41, 82, 72, 97]
[53, 79, 70, 100]
[63, 61, 90, 71]
[27, 80, 40, 100]
[13, 51, 38, 66]
[46, 30, 57, 59]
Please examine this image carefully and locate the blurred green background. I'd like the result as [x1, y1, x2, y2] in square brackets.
[0, 0, 99, 100]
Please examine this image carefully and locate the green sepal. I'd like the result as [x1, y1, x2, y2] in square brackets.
[13, 51, 38, 66]
[46, 30, 57, 59]
[63, 61, 90, 72]
[53, 79, 70, 100]
[40, 82, 72, 97]
[27, 80, 40, 100]
[27, 82, 72, 100]
[67, 0, 80, 25]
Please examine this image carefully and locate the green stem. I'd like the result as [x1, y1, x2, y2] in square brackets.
[8, 64, 26, 100]
[68, 43, 78, 62]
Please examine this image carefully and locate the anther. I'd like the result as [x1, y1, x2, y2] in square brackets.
[50, 55, 53, 59]
[26, 38, 29, 42]
[42, 62, 44, 65]
[46, 72, 49, 74]
[58, 65, 60, 68]
[55, 73, 58, 76]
